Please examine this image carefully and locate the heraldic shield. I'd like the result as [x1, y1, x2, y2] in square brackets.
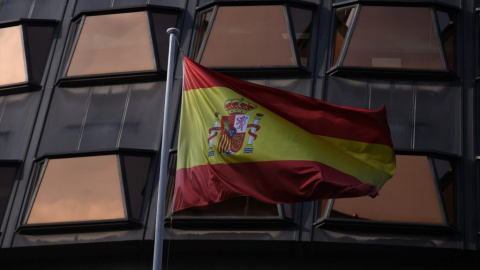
[208, 98, 262, 156]
[218, 114, 251, 154]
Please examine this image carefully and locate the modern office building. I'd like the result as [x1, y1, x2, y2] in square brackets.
[0, 0, 479, 269]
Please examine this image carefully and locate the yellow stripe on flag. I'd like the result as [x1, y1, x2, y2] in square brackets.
[177, 86, 395, 188]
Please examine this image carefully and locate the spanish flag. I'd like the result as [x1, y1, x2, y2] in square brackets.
[174, 56, 396, 212]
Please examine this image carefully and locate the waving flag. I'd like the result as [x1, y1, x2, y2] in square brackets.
[174, 56, 396, 212]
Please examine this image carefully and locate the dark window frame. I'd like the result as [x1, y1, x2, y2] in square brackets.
[314, 151, 458, 236]
[0, 19, 57, 95]
[328, 3, 458, 80]
[57, 6, 180, 87]
[191, 2, 317, 78]
[18, 150, 155, 235]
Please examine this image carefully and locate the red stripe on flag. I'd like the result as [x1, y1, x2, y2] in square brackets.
[174, 160, 378, 212]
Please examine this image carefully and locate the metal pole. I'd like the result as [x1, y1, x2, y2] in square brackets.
[152, 27, 180, 270]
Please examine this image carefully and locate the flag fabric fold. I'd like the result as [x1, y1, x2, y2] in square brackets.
[174, 56, 396, 212]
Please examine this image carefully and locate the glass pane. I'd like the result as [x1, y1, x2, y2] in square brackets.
[173, 197, 279, 217]
[0, 93, 41, 160]
[150, 12, 178, 71]
[0, 165, 17, 224]
[122, 155, 151, 221]
[434, 158, 455, 226]
[200, 5, 295, 67]
[78, 85, 129, 151]
[36, 87, 90, 156]
[317, 200, 329, 219]
[192, 10, 213, 61]
[332, 6, 356, 66]
[117, 82, 165, 150]
[24, 25, 55, 83]
[27, 155, 126, 224]
[436, 10, 455, 70]
[290, 7, 313, 67]
[330, 155, 445, 224]
[66, 12, 155, 77]
[344, 6, 444, 69]
[0, 26, 27, 86]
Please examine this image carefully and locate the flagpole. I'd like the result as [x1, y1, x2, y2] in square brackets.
[152, 27, 180, 270]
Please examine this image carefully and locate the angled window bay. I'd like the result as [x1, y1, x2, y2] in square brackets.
[0, 21, 56, 93]
[21, 154, 152, 233]
[330, 5, 456, 79]
[193, 4, 313, 74]
[66, 12, 155, 77]
[60, 9, 178, 86]
[316, 154, 456, 232]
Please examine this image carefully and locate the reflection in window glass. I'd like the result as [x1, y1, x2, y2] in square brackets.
[0, 165, 17, 225]
[290, 7, 313, 67]
[344, 6, 444, 69]
[199, 5, 295, 67]
[66, 12, 155, 77]
[436, 10, 455, 70]
[332, 7, 356, 66]
[330, 155, 447, 224]
[27, 155, 126, 224]
[0, 26, 27, 86]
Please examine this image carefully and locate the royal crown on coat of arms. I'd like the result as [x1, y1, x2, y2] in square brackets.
[224, 98, 256, 114]
[208, 97, 263, 157]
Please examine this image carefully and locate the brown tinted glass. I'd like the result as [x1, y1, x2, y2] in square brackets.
[436, 10, 455, 70]
[344, 6, 444, 69]
[290, 7, 313, 67]
[332, 7, 356, 66]
[66, 12, 155, 77]
[0, 165, 17, 224]
[173, 197, 279, 217]
[27, 155, 126, 224]
[0, 26, 27, 86]
[200, 5, 295, 67]
[330, 155, 445, 224]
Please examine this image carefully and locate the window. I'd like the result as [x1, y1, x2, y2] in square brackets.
[66, 12, 154, 77]
[21, 154, 151, 232]
[0, 26, 26, 86]
[193, 4, 313, 72]
[167, 153, 294, 223]
[330, 5, 456, 77]
[0, 21, 56, 93]
[317, 154, 455, 230]
[61, 9, 178, 86]
[0, 163, 18, 229]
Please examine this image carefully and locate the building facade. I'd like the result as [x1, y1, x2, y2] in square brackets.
[0, 0, 479, 269]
